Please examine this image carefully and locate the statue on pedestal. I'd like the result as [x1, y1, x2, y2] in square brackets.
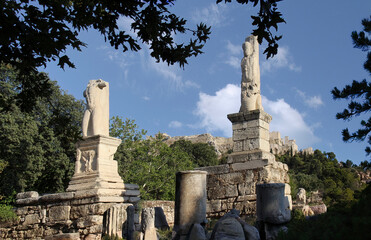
[82, 79, 109, 137]
[240, 36, 263, 112]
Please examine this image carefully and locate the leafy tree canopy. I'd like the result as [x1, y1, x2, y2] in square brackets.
[332, 16, 371, 157]
[110, 117, 195, 200]
[277, 184, 371, 240]
[277, 150, 364, 205]
[0, 63, 84, 197]
[170, 139, 219, 167]
[0, 0, 284, 110]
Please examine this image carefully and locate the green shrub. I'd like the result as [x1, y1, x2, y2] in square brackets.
[277, 184, 371, 240]
[0, 204, 18, 222]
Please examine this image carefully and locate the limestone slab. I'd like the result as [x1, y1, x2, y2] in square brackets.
[49, 206, 70, 222]
[227, 150, 275, 163]
[231, 160, 269, 171]
[17, 191, 39, 199]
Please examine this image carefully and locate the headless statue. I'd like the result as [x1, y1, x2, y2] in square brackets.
[240, 35, 263, 112]
[82, 79, 109, 137]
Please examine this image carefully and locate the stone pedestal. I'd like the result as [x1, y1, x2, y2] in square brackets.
[228, 110, 271, 153]
[67, 135, 126, 200]
[174, 170, 207, 236]
[227, 110, 274, 167]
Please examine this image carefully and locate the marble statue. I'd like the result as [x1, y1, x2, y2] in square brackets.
[240, 35, 263, 112]
[82, 79, 109, 137]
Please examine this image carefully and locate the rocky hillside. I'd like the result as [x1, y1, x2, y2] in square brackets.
[162, 133, 233, 156]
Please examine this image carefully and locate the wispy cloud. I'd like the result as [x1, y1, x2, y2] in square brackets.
[224, 41, 241, 69]
[193, 84, 319, 148]
[143, 96, 150, 101]
[147, 57, 200, 90]
[142, 44, 200, 91]
[117, 16, 136, 37]
[226, 41, 241, 55]
[262, 96, 320, 147]
[261, 46, 301, 73]
[296, 89, 324, 109]
[191, 3, 227, 27]
[169, 121, 183, 128]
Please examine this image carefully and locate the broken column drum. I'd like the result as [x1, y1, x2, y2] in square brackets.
[256, 183, 291, 224]
[174, 170, 207, 235]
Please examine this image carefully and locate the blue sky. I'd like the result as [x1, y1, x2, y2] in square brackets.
[43, 0, 370, 165]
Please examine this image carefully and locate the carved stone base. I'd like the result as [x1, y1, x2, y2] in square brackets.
[67, 135, 125, 197]
[227, 110, 272, 153]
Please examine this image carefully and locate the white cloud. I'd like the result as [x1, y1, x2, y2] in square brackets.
[296, 90, 324, 108]
[262, 96, 320, 147]
[226, 41, 241, 55]
[224, 41, 241, 69]
[169, 121, 183, 128]
[143, 96, 150, 101]
[194, 84, 319, 148]
[261, 46, 301, 73]
[194, 84, 240, 137]
[147, 57, 199, 90]
[117, 16, 136, 37]
[191, 3, 227, 27]
[225, 56, 240, 69]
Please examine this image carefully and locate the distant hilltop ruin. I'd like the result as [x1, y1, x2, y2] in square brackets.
[162, 131, 314, 157]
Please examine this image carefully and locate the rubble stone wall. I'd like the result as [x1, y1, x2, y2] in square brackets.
[141, 200, 175, 226]
[0, 188, 140, 240]
[198, 161, 290, 218]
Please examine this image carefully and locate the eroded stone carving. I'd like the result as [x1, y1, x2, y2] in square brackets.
[75, 149, 96, 173]
[82, 79, 109, 137]
[240, 36, 263, 112]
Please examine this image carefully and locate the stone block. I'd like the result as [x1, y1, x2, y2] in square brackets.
[22, 214, 40, 226]
[16, 197, 39, 206]
[16, 206, 29, 215]
[228, 150, 275, 164]
[49, 205, 70, 222]
[208, 187, 225, 199]
[128, 197, 141, 203]
[17, 191, 39, 199]
[207, 200, 222, 212]
[124, 189, 141, 196]
[231, 160, 268, 171]
[103, 203, 128, 238]
[225, 185, 238, 198]
[39, 192, 74, 203]
[76, 215, 103, 228]
[236, 195, 256, 202]
[70, 203, 113, 219]
[45, 233, 80, 240]
[197, 164, 230, 175]
[232, 127, 269, 142]
[238, 182, 255, 195]
[124, 183, 139, 190]
[220, 172, 244, 185]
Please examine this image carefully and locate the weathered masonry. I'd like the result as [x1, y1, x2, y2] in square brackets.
[198, 36, 291, 218]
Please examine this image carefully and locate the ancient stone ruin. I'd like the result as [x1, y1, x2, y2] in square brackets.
[0, 79, 140, 239]
[1, 36, 295, 240]
[197, 36, 291, 219]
